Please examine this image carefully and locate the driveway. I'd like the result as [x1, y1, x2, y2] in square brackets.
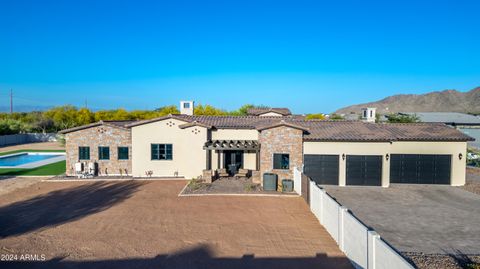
[0, 180, 351, 269]
[322, 184, 480, 255]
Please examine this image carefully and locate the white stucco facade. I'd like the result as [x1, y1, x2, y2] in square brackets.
[131, 118, 207, 179]
[303, 141, 467, 186]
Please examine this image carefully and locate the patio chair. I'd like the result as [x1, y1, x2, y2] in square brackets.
[235, 169, 249, 178]
[217, 168, 229, 178]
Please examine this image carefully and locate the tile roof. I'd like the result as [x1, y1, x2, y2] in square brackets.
[381, 123, 475, 141]
[59, 120, 134, 134]
[246, 107, 292, 116]
[61, 115, 474, 142]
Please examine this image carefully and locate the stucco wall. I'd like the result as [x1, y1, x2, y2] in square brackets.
[211, 129, 259, 140]
[303, 141, 467, 186]
[131, 118, 207, 179]
[65, 125, 132, 176]
[210, 129, 259, 171]
[259, 112, 283, 117]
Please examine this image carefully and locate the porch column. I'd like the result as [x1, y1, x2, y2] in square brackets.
[206, 149, 212, 170]
[256, 150, 260, 170]
[219, 150, 223, 168]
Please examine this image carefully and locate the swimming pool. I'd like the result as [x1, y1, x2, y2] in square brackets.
[0, 152, 66, 168]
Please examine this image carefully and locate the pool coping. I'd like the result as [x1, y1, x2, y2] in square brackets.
[0, 152, 66, 169]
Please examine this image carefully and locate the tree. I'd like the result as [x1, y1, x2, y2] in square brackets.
[229, 104, 254, 116]
[155, 105, 180, 116]
[44, 105, 80, 130]
[387, 113, 420, 123]
[305, 113, 326, 120]
[0, 119, 31, 135]
[329, 114, 344, 120]
[194, 104, 228, 116]
[76, 108, 95, 125]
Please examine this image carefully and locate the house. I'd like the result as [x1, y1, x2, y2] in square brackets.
[399, 112, 480, 149]
[59, 102, 474, 187]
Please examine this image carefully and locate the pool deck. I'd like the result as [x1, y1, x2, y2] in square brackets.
[0, 152, 66, 169]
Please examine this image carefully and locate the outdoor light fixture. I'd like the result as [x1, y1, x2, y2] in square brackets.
[386, 154, 390, 161]
[459, 153, 463, 160]
[342, 154, 346, 160]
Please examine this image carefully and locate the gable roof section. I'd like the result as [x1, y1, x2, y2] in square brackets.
[247, 107, 292, 116]
[178, 121, 213, 129]
[256, 120, 310, 132]
[125, 114, 190, 128]
[59, 120, 134, 134]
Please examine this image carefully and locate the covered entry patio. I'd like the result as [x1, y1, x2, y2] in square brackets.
[203, 140, 261, 182]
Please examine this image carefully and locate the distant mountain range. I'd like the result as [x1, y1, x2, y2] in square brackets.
[335, 87, 480, 115]
[0, 105, 52, 113]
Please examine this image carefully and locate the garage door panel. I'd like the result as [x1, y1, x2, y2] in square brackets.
[390, 154, 451, 184]
[304, 155, 339, 185]
[346, 155, 382, 186]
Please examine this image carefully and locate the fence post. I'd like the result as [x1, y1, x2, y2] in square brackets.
[368, 230, 380, 269]
[319, 189, 324, 225]
[339, 206, 348, 252]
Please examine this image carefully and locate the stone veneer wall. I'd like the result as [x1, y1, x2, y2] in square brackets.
[259, 126, 303, 189]
[65, 125, 132, 176]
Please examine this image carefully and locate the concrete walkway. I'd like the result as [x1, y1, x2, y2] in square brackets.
[323, 184, 480, 255]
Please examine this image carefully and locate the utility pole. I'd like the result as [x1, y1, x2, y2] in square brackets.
[10, 89, 13, 114]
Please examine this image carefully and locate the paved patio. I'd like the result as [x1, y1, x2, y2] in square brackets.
[323, 184, 480, 255]
[0, 180, 351, 269]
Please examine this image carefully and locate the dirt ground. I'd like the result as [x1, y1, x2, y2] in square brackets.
[0, 177, 45, 196]
[0, 142, 64, 152]
[0, 180, 351, 269]
[462, 167, 480, 195]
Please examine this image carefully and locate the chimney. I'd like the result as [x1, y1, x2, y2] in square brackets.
[180, 101, 194, 115]
[361, 107, 376, 123]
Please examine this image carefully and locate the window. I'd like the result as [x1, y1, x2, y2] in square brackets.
[151, 144, 173, 160]
[79, 147, 90, 160]
[273, 153, 290, 169]
[363, 110, 367, 118]
[183, 102, 190, 109]
[118, 147, 129, 160]
[98, 146, 110, 160]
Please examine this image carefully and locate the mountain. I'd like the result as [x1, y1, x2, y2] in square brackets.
[335, 87, 480, 115]
[0, 105, 52, 113]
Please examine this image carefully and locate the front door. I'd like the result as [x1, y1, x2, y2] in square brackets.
[224, 151, 243, 175]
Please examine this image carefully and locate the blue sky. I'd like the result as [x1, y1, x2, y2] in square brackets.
[0, 0, 479, 113]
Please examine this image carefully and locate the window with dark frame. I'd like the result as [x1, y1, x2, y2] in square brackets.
[118, 147, 129, 160]
[98, 146, 110, 160]
[183, 102, 190, 108]
[151, 144, 173, 160]
[79, 146, 90, 160]
[273, 153, 290, 169]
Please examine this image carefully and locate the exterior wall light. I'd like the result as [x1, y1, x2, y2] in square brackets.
[459, 153, 463, 160]
[386, 154, 389, 161]
[342, 154, 346, 160]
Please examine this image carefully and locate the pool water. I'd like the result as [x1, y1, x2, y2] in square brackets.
[0, 153, 61, 167]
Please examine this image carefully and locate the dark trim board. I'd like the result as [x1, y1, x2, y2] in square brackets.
[304, 154, 340, 185]
[390, 154, 451, 184]
[346, 155, 383, 186]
